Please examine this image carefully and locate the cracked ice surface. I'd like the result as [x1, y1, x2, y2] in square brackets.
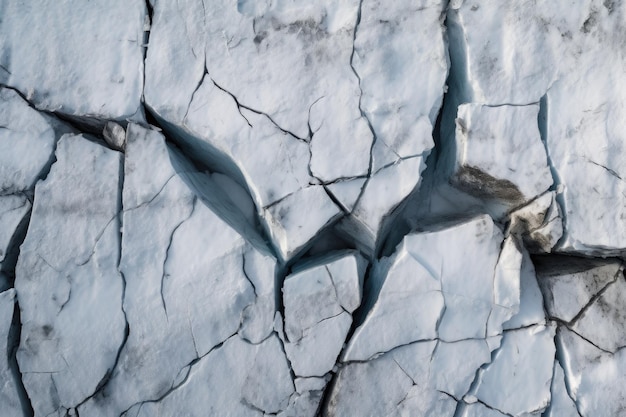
[447, 0, 626, 255]
[15, 135, 126, 416]
[144, 0, 448, 258]
[3, 0, 626, 416]
[0, 289, 24, 417]
[343, 215, 521, 362]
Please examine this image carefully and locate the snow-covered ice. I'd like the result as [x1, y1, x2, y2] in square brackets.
[4, 0, 626, 416]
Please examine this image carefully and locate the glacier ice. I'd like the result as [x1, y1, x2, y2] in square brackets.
[2, 0, 626, 416]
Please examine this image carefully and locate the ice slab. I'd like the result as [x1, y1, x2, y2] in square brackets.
[15, 135, 126, 416]
[0, 1, 146, 121]
[545, 361, 579, 417]
[282, 251, 365, 377]
[0, 87, 60, 194]
[474, 324, 556, 416]
[129, 335, 294, 417]
[559, 326, 626, 417]
[534, 255, 623, 323]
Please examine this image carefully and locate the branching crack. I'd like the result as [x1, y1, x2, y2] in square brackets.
[118, 333, 239, 417]
[160, 196, 197, 317]
[211, 78, 308, 143]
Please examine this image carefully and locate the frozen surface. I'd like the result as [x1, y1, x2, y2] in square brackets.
[282, 251, 365, 377]
[15, 135, 126, 416]
[559, 326, 626, 417]
[343, 215, 520, 362]
[507, 192, 563, 254]
[534, 256, 623, 323]
[144, 0, 448, 257]
[4, 0, 626, 416]
[80, 124, 278, 416]
[0, 289, 23, 417]
[473, 324, 556, 416]
[452, 104, 552, 204]
[447, 0, 626, 255]
[0, 1, 146, 121]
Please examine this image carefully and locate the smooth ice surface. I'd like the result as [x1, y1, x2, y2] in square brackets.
[344, 215, 521, 362]
[452, 104, 552, 204]
[15, 135, 126, 416]
[0, 289, 23, 417]
[0, 1, 145, 121]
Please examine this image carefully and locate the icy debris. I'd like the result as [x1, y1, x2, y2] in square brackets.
[144, 0, 448, 258]
[447, 0, 626, 255]
[326, 341, 461, 416]
[0, 1, 146, 121]
[558, 326, 626, 417]
[343, 215, 521, 362]
[473, 324, 556, 416]
[102, 121, 126, 151]
[15, 135, 126, 416]
[507, 192, 563, 253]
[534, 255, 623, 323]
[128, 335, 294, 417]
[0, 289, 23, 417]
[451, 104, 552, 205]
[544, 361, 579, 417]
[79, 124, 278, 416]
[282, 251, 366, 377]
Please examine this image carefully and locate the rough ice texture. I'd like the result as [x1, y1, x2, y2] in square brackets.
[0, 0, 146, 121]
[144, 0, 448, 258]
[3, 0, 626, 416]
[15, 135, 126, 416]
[452, 104, 552, 204]
[447, 0, 626, 255]
[282, 251, 365, 378]
[0, 289, 24, 417]
[343, 215, 521, 361]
